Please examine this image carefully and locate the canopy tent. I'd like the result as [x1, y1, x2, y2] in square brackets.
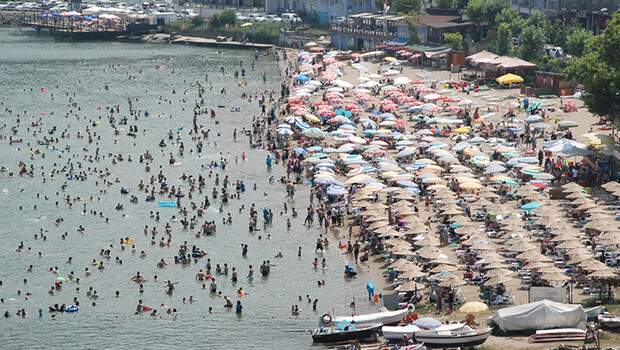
[466, 50, 500, 65]
[492, 299, 585, 332]
[489, 56, 537, 70]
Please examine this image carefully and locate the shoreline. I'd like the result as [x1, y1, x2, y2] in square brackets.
[269, 47, 620, 349]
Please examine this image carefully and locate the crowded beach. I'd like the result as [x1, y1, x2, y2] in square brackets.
[1, 31, 620, 348]
[272, 44, 620, 348]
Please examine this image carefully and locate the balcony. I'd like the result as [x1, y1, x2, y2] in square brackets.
[330, 24, 397, 39]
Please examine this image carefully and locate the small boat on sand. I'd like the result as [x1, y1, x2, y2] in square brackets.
[598, 313, 620, 330]
[527, 328, 586, 343]
[414, 323, 492, 348]
[382, 324, 421, 341]
[311, 322, 383, 343]
[333, 307, 409, 326]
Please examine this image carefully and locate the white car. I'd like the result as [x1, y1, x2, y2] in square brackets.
[265, 14, 282, 22]
[333, 16, 347, 25]
[247, 13, 266, 22]
[281, 12, 301, 24]
[236, 12, 247, 21]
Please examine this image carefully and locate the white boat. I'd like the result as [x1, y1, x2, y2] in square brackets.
[333, 308, 409, 325]
[598, 314, 620, 330]
[414, 323, 492, 348]
[383, 324, 421, 341]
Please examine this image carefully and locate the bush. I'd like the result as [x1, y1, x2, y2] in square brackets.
[211, 9, 236, 29]
[191, 15, 204, 27]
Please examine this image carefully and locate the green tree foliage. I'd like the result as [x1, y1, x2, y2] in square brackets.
[465, 0, 486, 25]
[494, 22, 513, 55]
[436, 0, 459, 9]
[526, 10, 548, 29]
[546, 19, 569, 47]
[211, 9, 237, 28]
[484, 0, 510, 28]
[391, 0, 422, 13]
[191, 15, 205, 27]
[566, 28, 594, 56]
[466, 0, 509, 39]
[566, 12, 620, 124]
[443, 32, 463, 50]
[519, 25, 547, 61]
[494, 8, 526, 37]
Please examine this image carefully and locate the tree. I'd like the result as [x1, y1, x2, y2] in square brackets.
[566, 28, 594, 56]
[567, 12, 620, 125]
[494, 23, 513, 55]
[391, 0, 422, 13]
[211, 9, 236, 28]
[436, 0, 458, 9]
[191, 15, 205, 27]
[443, 32, 463, 50]
[466, 0, 509, 40]
[519, 25, 546, 61]
[526, 10, 549, 30]
[494, 8, 526, 37]
[484, 0, 510, 28]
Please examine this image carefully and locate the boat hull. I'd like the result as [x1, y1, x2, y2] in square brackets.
[312, 324, 383, 344]
[333, 308, 408, 326]
[414, 328, 492, 348]
[382, 325, 420, 341]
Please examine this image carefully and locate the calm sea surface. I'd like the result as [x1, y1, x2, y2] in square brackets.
[0, 27, 379, 349]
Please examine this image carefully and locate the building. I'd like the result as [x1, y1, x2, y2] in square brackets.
[510, 0, 619, 33]
[330, 13, 409, 50]
[416, 14, 474, 44]
[315, 0, 376, 24]
[265, 0, 314, 14]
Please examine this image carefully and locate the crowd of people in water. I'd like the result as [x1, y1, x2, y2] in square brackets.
[0, 47, 367, 322]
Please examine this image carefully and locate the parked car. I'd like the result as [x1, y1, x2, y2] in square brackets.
[179, 9, 198, 18]
[247, 13, 266, 22]
[544, 45, 564, 58]
[265, 14, 282, 22]
[333, 16, 347, 25]
[280, 12, 301, 24]
[235, 12, 247, 21]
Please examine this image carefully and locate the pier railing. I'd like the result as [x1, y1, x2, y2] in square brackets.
[21, 14, 126, 33]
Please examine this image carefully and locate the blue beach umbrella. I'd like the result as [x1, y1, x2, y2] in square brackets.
[295, 74, 309, 82]
[521, 202, 541, 210]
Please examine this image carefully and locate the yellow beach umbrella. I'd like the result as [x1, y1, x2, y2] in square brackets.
[582, 133, 614, 146]
[384, 56, 397, 62]
[458, 301, 489, 313]
[496, 73, 524, 85]
[453, 126, 471, 134]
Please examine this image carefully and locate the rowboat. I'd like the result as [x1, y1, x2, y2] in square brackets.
[382, 324, 421, 341]
[311, 323, 383, 343]
[333, 308, 409, 325]
[598, 314, 620, 330]
[528, 328, 586, 343]
[414, 324, 492, 348]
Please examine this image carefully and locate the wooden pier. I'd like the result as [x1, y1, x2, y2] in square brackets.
[21, 14, 126, 39]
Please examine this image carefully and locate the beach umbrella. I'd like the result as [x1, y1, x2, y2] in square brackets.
[396, 281, 426, 292]
[398, 270, 427, 279]
[333, 80, 353, 89]
[541, 272, 570, 282]
[486, 276, 515, 285]
[393, 76, 412, 86]
[458, 301, 489, 313]
[521, 202, 541, 210]
[496, 73, 524, 85]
